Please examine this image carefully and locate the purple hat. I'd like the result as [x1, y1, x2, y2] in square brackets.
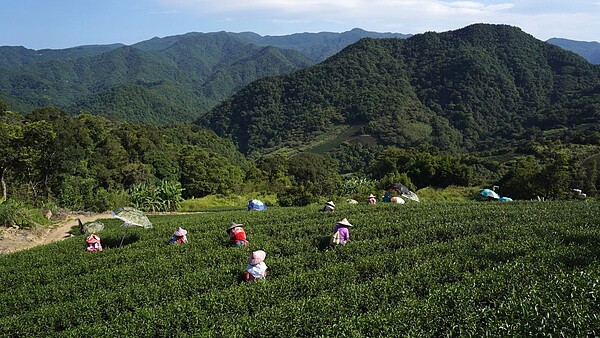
[248, 250, 266, 265]
[173, 227, 187, 236]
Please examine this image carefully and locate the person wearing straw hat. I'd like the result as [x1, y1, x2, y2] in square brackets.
[244, 250, 267, 281]
[85, 234, 103, 252]
[227, 222, 249, 247]
[169, 227, 189, 245]
[323, 201, 335, 212]
[331, 218, 353, 245]
[368, 194, 376, 205]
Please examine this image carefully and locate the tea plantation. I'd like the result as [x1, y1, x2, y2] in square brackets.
[1, 201, 599, 337]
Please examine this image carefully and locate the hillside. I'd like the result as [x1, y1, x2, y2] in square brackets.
[548, 38, 600, 64]
[1, 202, 598, 336]
[233, 27, 410, 62]
[0, 29, 409, 124]
[196, 24, 600, 155]
[0, 33, 314, 123]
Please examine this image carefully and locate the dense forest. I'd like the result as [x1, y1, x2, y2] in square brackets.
[0, 29, 410, 125]
[0, 33, 314, 123]
[1, 99, 599, 219]
[2, 24, 600, 220]
[197, 24, 600, 156]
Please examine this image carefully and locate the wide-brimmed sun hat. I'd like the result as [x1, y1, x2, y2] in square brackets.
[228, 222, 243, 230]
[173, 227, 188, 236]
[86, 234, 101, 243]
[368, 194, 375, 198]
[336, 218, 353, 227]
[325, 201, 335, 208]
[248, 250, 266, 265]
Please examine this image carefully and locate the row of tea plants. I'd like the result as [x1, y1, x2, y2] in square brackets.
[1, 201, 599, 336]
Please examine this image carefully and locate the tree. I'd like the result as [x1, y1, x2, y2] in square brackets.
[278, 153, 341, 206]
[0, 111, 24, 201]
[179, 146, 244, 198]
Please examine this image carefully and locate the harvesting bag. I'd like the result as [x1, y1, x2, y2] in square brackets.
[330, 230, 341, 245]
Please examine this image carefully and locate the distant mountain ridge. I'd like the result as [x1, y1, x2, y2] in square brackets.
[0, 28, 408, 123]
[196, 24, 600, 156]
[547, 38, 600, 64]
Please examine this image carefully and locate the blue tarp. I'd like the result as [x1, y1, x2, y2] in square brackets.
[247, 199, 267, 211]
[479, 189, 500, 199]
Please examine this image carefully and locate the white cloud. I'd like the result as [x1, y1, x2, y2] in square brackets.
[155, 0, 599, 41]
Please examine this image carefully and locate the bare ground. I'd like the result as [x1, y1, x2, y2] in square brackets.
[0, 212, 112, 255]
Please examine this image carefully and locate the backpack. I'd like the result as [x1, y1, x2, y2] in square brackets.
[330, 230, 341, 245]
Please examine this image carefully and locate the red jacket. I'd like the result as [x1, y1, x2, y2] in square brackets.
[230, 227, 246, 242]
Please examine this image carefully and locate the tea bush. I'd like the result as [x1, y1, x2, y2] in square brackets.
[0, 201, 599, 337]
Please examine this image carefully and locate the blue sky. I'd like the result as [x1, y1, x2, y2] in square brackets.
[3, 0, 600, 49]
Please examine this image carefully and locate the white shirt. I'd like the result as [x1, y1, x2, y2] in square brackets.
[246, 262, 267, 278]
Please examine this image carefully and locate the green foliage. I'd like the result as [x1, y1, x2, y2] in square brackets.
[337, 177, 378, 200]
[370, 146, 473, 189]
[59, 175, 98, 211]
[277, 153, 342, 206]
[198, 24, 600, 156]
[415, 186, 480, 202]
[0, 198, 48, 228]
[179, 146, 245, 198]
[178, 193, 277, 211]
[0, 109, 250, 210]
[128, 181, 184, 212]
[1, 202, 599, 336]
[1, 33, 314, 123]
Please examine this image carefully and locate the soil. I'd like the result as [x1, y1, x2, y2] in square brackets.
[0, 212, 112, 255]
[0, 211, 203, 255]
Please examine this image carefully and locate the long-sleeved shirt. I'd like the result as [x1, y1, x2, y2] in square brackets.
[332, 225, 350, 244]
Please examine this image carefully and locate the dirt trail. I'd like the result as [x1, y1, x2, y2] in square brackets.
[0, 212, 112, 255]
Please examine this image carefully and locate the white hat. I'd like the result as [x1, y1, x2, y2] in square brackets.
[368, 194, 375, 198]
[228, 222, 243, 230]
[336, 218, 353, 227]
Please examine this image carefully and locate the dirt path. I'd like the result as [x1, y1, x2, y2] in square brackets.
[0, 212, 112, 255]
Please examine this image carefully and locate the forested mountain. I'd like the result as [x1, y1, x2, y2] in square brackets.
[0, 44, 124, 68]
[547, 38, 600, 64]
[0, 33, 314, 123]
[196, 24, 600, 156]
[0, 29, 409, 124]
[232, 28, 410, 62]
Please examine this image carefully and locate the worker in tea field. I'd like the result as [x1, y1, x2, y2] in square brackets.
[227, 222, 249, 247]
[368, 194, 376, 205]
[168, 227, 189, 245]
[245, 250, 267, 281]
[331, 218, 353, 245]
[85, 233, 103, 252]
[323, 201, 335, 212]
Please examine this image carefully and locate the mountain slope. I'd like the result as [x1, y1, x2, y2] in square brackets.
[0, 44, 124, 68]
[196, 24, 600, 155]
[547, 38, 600, 64]
[233, 27, 411, 62]
[0, 33, 313, 123]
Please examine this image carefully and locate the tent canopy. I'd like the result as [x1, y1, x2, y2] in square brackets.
[247, 199, 267, 211]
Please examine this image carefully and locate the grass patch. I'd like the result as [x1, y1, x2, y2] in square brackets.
[178, 193, 278, 211]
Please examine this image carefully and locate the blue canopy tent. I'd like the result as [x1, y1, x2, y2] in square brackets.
[479, 189, 500, 200]
[247, 199, 267, 211]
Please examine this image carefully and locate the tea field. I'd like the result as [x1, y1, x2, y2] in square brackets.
[1, 201, 599, 337]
